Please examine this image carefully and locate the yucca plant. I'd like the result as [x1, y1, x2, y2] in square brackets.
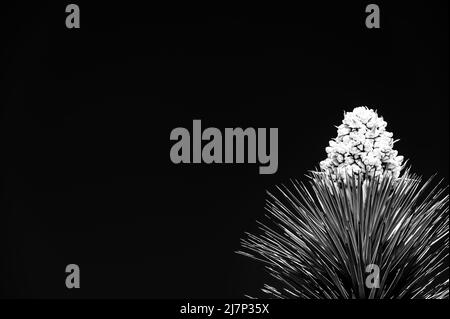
[237, 107, 449, 299]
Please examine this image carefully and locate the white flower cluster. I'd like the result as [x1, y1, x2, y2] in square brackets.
[319, 106, 404, 181]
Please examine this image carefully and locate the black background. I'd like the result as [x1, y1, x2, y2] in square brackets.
[1, 1, 448, 298]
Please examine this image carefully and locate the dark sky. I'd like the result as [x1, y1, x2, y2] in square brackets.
[1, 2, 448, 298]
